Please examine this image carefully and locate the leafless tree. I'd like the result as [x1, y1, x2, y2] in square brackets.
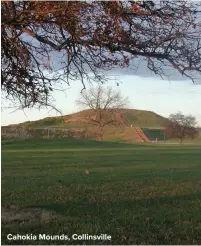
[76, 86, 128, 140]
[164, 112, 199, 144]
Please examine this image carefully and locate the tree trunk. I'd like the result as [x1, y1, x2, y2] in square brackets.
[180, 138, 183, 144]
[98, 127, 104, 141]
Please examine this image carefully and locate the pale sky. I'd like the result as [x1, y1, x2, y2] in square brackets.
[1, 75, 201, 126]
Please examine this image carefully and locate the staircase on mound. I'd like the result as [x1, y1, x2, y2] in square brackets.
[134, 126, 151, 143]
[114, 111, 151, 143]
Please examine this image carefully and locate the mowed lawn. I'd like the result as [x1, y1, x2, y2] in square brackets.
[1, 138, 201, 245]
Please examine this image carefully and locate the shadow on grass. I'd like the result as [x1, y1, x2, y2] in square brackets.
[35, 192, 201, 217]
[2, 193, 201, 245]
[2, 137, 169, 150]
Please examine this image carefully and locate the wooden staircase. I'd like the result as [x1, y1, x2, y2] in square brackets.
[115, 111, 126, 127]
[134, 126, 151, 143]
[115, 111, 150, 143]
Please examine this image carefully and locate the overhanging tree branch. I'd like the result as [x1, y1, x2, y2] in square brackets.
[2, 1, 201, 109]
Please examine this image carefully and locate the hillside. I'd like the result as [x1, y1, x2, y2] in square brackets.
[18, 108, 168, 129]
[2, 108, 201, 144]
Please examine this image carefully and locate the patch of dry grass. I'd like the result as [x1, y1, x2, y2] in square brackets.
[2, 205, 57, 227]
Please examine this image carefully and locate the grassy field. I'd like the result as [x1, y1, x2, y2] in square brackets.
[2, 138, 201, 245]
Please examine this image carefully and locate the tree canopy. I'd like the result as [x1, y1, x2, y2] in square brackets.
[2, 1, 201, 109]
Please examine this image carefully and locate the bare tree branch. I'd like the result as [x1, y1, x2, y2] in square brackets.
[164, 112, 199, 144]
[76, 86, 128, 140]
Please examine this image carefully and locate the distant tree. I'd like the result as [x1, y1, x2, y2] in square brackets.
[76, 86, 128, 140]
[164, 112, 199, 144]
[1, 1, 201, 109]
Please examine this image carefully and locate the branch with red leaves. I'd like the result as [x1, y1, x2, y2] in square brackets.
[1, 1, 201, 109]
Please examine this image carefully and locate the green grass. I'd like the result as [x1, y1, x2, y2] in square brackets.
[142, 128, 201, 143]
[142, 128, 166, 141]
[122, 109, 167, 127]
[18, 117, 64, 128]
[2, 138, 201, 245]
